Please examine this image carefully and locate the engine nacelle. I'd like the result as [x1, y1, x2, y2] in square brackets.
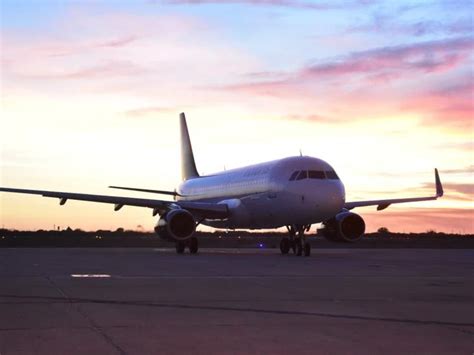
[319, 211, 366, 243]
[154, 209, 196, 241]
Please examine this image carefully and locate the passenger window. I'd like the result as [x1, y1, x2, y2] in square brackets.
[296, 170, 307, 180]
[326, 170, 339, 180]
[308, 170, 325, 179]
[289, 171, 299, 181]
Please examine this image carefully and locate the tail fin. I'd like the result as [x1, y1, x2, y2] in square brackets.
[180, 112, 200, 181]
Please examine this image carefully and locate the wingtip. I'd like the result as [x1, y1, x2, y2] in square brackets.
[435, 168, 443, 197]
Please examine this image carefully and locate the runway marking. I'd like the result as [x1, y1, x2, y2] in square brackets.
[71, 274, 111, 278]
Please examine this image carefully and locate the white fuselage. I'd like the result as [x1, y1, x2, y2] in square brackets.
[177, 156, 345, 229]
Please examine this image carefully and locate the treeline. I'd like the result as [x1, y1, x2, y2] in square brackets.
[0, 228, 472, 248]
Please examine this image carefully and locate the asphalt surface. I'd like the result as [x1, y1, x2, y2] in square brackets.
[0, 248, 473, 355]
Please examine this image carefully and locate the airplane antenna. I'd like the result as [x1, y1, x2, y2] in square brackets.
[299, 149, 303, 157]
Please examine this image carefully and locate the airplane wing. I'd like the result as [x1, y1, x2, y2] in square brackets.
[108, 185, 183, 197]
[344, 169, 443, 211]
[0, 187, 228, 219]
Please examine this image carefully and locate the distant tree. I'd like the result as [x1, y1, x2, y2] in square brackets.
[377, 227, 390, 235]
[115, 227, 125, 233]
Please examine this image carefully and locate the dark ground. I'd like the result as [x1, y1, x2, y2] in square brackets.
[1, 229, 473, 248]
[0, 248, 473, 354]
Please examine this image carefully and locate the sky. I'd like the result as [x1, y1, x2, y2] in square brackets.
[0, 0, 473, 234]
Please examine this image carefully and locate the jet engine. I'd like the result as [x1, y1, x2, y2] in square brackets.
[319, 211, 366, 243]
[154, 209, 196, 241]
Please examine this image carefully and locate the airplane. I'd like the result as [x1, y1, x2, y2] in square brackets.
[0, 113, 443, 256]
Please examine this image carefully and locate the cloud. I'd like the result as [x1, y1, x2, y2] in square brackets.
[223, 37, 473, 97]
[444, 183, 474, 196]
[218, 37, 473, 131]
[419, 182, 474, 202]
[402, 78, 474, 128]
[284, 113, 337, 123]
[10, 35, 141, 59]
[362, 207, 474, 234]
[162, 0, 375, 10]
[125, 106, 177, 117]
[442, 166, 474, 174]
[24, 60, 148, 80]
[95, 35, 140, 49]
[348, 14, 473, 37]
[301, 37, 472, 81]
[2, 11, 260, 98]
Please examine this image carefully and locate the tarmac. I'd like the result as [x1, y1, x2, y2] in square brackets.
[0, 247, 473, 355]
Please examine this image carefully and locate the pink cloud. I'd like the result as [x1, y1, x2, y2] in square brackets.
[162, 0, 369, 10]
[348, 13, 473, 38]
[306, 38, 474, 78]
[362, 208, 474, 234]
[9, 35, 141, 59]
[223, 37, 473, 96]
[94, 35, 140, 49]
[443, 165, 474, 174]
[420, 182, 474, 202]
[125, 106, 177, 117]
[402, 79, 474, 128]
[298, 37, 472, 82]
[223, 79, 298, 97]
[15, 60, 148, 80]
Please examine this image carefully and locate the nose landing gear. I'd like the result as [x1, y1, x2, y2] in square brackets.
[279, 237, 290, 254]
[282, 225, 311, 257]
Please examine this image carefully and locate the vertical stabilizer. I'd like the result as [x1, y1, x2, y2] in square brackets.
[180, 113, 199, 181]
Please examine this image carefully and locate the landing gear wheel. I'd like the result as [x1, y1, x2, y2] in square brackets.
[295, 238, 303, 256]
[189, 237, 198, 254]
[304, 242, 311, 257]
[175, 241, 185, 254]
[291, 240, 297, 254]
[280, 238, 290, 254]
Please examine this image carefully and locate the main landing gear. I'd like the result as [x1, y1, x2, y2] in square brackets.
[175, 236, 199, 254]
[280, 225, 311, 257]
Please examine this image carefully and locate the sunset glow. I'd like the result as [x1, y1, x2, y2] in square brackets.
[1, 0, 473, 233]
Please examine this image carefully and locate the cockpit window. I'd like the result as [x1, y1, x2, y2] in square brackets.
[308, 170, 325, 179]
[296, 170, 308, 180]
[289, 171, 299, 181]
[326, 170, 339, 180]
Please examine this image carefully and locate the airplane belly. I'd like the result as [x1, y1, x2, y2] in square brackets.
[204, 193, 285, 229]
[240, 193, 281, 228]
[202, 180, 344, 230]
